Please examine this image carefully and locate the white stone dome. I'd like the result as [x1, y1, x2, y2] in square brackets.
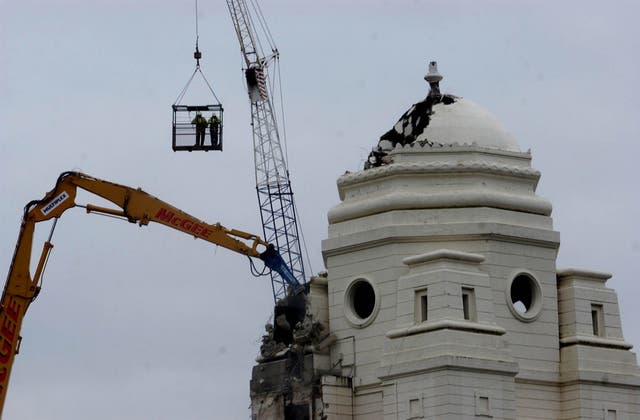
[367, 65, 522, 170]
[415, 97, 520, 152]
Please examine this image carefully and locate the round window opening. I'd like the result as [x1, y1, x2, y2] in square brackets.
[508, 273, 542, 321]
[344, 278, 379, 328]
[350, 281, 375, 319]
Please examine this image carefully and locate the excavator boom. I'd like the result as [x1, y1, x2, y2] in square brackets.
[0, 171, 300, 413]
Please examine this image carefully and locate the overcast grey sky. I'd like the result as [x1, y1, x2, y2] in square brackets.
[1, 0, 639, 419]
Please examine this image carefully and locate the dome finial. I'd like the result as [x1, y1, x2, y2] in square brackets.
[424, 61, 442, 97]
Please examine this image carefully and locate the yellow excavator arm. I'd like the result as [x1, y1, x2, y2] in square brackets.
[0, 171, 300, 413]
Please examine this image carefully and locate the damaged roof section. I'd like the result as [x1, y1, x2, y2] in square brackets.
[366, 61, 457, 169]
[365, 61, 519, 169]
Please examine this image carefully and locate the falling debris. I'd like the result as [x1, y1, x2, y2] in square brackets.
[365, 61, 458, 169]
[258, 292, 331, 361]
[260, 323, 287, 359]
[251, 273, 337, 419]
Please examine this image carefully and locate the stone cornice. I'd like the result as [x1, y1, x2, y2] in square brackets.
[559, 373, 640, 388]
[556, 268, 612, 282]
[560, 335, 633, 350]
[378, 354, 519, 381]
[352, 381, 383, 394]
[328, 190, 552, 223]
[516, 369, 640, 388]
[322, 227, 560, 260]
[386, 319, 506, 338]
[395, 142, 530, 156]
[403, 249, 485, 266]
[337, 160, 540, 188]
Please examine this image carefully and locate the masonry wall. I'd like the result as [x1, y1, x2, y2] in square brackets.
[315, 145, 640, 420]
[560, 383, 640, 420]
[321, 376, 353, 420]
[326, 244, 405, 386]
[515, 381, 561, 419]
[353, 388, 383, 420]
[381, 369, 516, 420]
[324, 216, 561, 384]
[483, 240, 560, 376]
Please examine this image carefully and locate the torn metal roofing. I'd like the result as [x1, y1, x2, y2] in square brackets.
[366, 62, 519, 169]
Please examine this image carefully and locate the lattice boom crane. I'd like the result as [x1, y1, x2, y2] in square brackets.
[226, 0, 306, 301]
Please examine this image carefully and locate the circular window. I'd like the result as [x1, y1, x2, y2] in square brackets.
[344, 278, 379, 328]
[506, 272, 542, 322]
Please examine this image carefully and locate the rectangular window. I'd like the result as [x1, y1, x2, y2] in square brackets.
[409, 398, 422, 418]
[414, 289, 428, 323]
[462, 287, 476, 321]
[421, 295, 428, 322]
[605, 408, 617, 420]
[591, 304, 605, 336]
[407, 394, 424, 419]
[474, 391, 492, 417]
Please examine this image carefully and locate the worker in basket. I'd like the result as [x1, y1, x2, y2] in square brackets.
[192, 112, 208, 147]
[209, 114, 221, 147]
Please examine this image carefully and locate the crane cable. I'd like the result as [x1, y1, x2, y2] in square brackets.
[172, 0, 221, 106]
[248, 0, 276, 52]
[195, 0, 200, 55]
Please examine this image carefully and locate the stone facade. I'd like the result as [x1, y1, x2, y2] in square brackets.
[250, 72, 640, 419]
[316, 141, 640, 419]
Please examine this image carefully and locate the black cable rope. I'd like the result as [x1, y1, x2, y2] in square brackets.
[172, 0, 221, 106]
[249, 0, 276, 50]
[195, 0, 199, 48]
[294, 202, 312, 279]
[246, 0, 266, 61]
[275, 60, 289, 166]
[247, 255, 269, 277]
[173, 67, 199, 105]
[197, 67, 222, 104]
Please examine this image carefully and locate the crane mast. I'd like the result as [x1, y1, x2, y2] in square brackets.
[226, 0, 305, 301]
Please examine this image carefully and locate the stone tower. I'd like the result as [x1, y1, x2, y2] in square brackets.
[249, 63, 640, 419]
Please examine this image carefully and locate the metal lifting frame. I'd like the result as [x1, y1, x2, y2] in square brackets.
[227, 0, 305, 301]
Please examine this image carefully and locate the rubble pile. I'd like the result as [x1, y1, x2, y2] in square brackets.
[259, 296, 332, 361]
